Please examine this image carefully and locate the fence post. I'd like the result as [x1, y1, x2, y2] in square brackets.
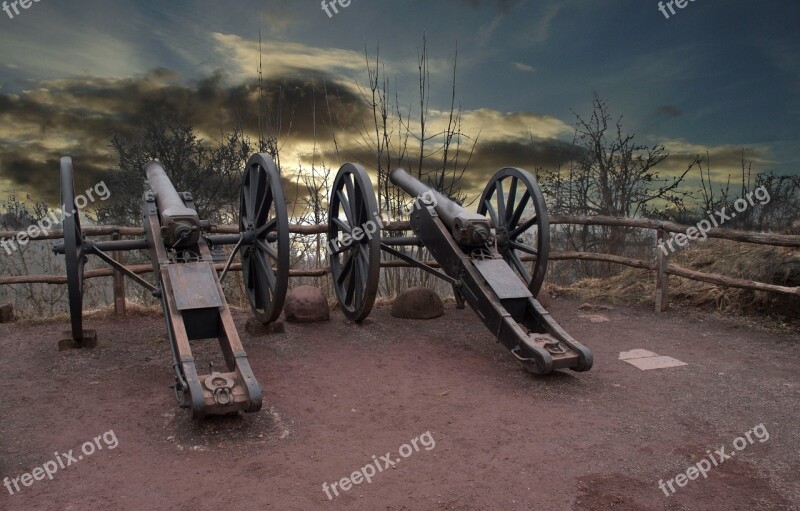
[112, 230, 126, 316]
[655, 227, 669, 312]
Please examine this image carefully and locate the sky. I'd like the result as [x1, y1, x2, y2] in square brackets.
[0, 0, 798, 206]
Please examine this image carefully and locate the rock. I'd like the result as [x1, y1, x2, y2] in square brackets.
[536, 291, 551, 308]
[391, 287, 444, 319]
[578, 303, 613, 312]
[578, 314, 610, 323]
[0, 302, 13, 323]
[284, 286, 329, 323]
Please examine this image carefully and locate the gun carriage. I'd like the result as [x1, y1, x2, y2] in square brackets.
[327, 164, 593, 374]
[54, 154, 288, 418]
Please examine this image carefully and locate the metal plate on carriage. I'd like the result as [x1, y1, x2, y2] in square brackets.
[473, 259, 532, 300]
[167, 263, 224, 310]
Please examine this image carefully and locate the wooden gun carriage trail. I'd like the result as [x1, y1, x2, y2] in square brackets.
[48, 153, 596, 419]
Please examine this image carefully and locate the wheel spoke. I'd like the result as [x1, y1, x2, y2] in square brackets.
[357, 243, 369, 263]
[352, 252, 363, 310]
[344, 174, 356, 219]
[248, 166, 259, 222]
[507, 250, 532, 283]
[505, 177, 518, 225]
[509, 240, 538, 256]
[333, 217, 352, 234]
[254, 251, 275, 292]
[344, 257, 357, 305]
[495, 180, 506, 225]
[353, 180, 366, 226]
[242, 181, 253, 222]
[256, 239, 279, 261]
[255, 187, 271, 225]
[509, 190, 531, 232]
[330, 243, 350, 255]
[337, 190, 354, 225]
[256, 217, 277, 236]
[511, 214, 538, 238]
[338, 252, 355, 284]
[247, 255, 263, 308]
[356, 244, 369, 293]
[484, 198, 500, 227]
[253, 167, 265, 222]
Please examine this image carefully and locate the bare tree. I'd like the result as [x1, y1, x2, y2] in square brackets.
[98, 117, 250, 226]
[355, 35, 480, 296]
[543, 94, 692, 277]
[570, 94, 689, 219]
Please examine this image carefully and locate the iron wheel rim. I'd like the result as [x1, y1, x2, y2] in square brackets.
[60, 156, 85, 340]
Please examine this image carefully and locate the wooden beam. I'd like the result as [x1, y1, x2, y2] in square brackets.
[655, 228, 670, 312]
[549, 215, 800, 247]
[0, 264, 329, 285]
[665, 264, 800, 296]
[0, 220, 414, 241]
[112, 231, 126, 316]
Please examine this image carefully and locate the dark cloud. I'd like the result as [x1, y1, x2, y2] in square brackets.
[654, 105, 682, 119]
[438, 139, 579, 199]
[0, 66, 631, 213]
[0, 143, 109, 201]
[0, 68, 369, 206]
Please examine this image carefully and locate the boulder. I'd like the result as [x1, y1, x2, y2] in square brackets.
[284, 286, 329, 323]
[535, 290, 551, 308]
[391, 287, 443, 319]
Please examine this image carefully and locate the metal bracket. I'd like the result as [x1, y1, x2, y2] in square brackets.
[510, 346, 533, 362]
[204, 370, 235, 406]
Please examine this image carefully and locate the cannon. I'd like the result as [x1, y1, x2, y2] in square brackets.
[327, 164, 592, 374]
[54, 154, 290, 417]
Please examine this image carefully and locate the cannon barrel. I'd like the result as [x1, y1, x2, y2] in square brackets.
[145, 161, 200, 247]
[389, 167, 490, 246]
[389, 167, 465, 228]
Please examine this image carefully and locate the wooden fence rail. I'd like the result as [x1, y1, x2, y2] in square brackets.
[3, 215, 799, 246]
[1, 216, 798, 313]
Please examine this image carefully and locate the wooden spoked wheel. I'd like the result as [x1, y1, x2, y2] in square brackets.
[327, 163, 381, 321]
[478, 167, 550, 298]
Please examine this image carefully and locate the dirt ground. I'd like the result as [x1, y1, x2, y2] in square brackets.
[0, 297, 798, 511]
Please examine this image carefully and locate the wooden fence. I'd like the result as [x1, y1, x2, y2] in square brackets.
[1, 216, 798, 314]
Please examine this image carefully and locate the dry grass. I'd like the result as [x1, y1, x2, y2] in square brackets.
[14, 300, 163, 326]
[557, 239, 800, 322]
